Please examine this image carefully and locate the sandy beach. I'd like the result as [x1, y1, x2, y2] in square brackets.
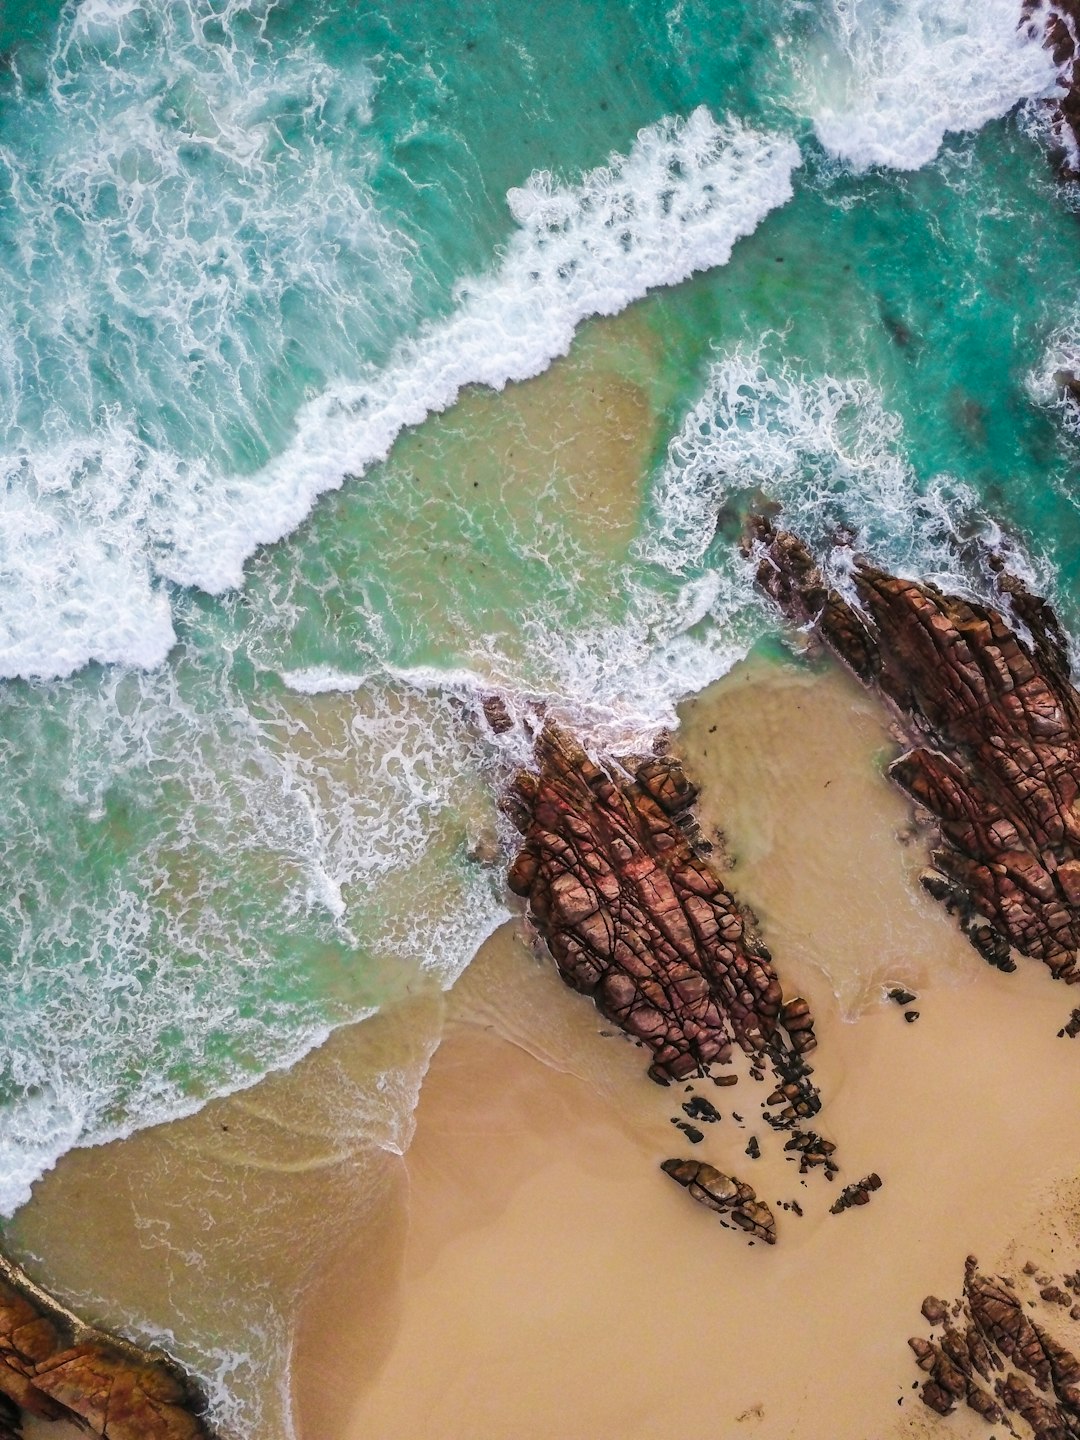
[293, 651, 1080, 1440]
[13, 649, 1080, 1440]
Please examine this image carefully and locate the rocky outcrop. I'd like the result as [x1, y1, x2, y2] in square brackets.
[660, 1160, 776, 1244]
[0, 1254, 208, 1439]
[909, 1255, 1080, 1436]
[828, 1172, 882, 1215]
[1021, 0, 1080, 176]
[505, 722, 818, 1086]
[749, 519, 1080, 981]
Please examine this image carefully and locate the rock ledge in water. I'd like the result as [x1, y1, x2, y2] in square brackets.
[0, 1252, 209, 1440]
[749, 518, 1080, 982]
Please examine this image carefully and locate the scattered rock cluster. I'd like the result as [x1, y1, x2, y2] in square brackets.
[0, 1256, 207, 1439]
[660, 1160, 777, 1244]
[829, 1172, 882, 1215]
[762, 1039, 822, 1125]
[782, 1130, 840, 1178]
[505, 722, 819, 1086]
[749, 520, 1080, 982]
[909, 1255, 1080, 1435]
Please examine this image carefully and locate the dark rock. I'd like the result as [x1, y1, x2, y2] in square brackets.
[782, 1129, 840, 1177]
[830, 1173, 883, 1215]
[1021, 1, 1080, 179]
[505, 724, 821, 1088]
[0, 1254, 207, 1439]
[660, 1159, 777, 1244]
[1042, 1286, 1073, 1307]
[674, 1121, 704, 1144]
[888, 988, 917, 1005]
[745, 1136, 761, 1160]
[481, 693, 514, 735]
[904, 1010, 919, 1023]
[749, 519, 1080, 982]
[922, 1296, 949, 1327]
[682, 1095, 721, 1123]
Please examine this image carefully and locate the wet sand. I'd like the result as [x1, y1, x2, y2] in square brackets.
[292, 652, 1080, 1440]
[1, 301, 674, 1440]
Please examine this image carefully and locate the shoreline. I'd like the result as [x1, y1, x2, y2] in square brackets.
[290, 650, 1080, 1439]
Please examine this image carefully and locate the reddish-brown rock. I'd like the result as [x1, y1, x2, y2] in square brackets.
[660, 1159, 777, 1244]
[749, 519, 1080, 981]
[0, 1256, 208, 1439]
[909, 1255, 1080, 1433]
[505, 722, 818, 1086]
[1021, 0, 1080, 177]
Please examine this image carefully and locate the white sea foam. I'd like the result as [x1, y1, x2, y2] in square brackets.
[802, 0, 1061, 172]
[156, 108, 801, 596]
[0, 657, 507, 1217]
[0, 0, 408, 679]
[0, 72, 799, 678]
[643, 350, 998, 585]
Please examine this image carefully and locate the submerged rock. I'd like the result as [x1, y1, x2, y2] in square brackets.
[660, 1159, 776, 1244]
[0, 1254, 208, 1439]
[506, 723, 819, 1086]
[749, 519, 1080, 982]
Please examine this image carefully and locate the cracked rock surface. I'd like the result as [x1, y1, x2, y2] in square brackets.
[0, 1256, 208, 1439]
[909, 1255, 1080, 1437]
[750, 519, 1080, 981]
[660, 1159, 777, 1244]
[505, 722, 818, 1085]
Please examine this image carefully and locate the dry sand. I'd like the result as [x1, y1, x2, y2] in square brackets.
[292, 652, 1080, 1440]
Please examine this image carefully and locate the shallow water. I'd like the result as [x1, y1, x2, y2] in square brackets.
[3, 0, 1080, 1432]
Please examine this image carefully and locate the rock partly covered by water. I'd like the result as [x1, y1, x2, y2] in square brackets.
[749, 519, 1080, 981]
[504, 722, 818, 1085]
[660, 1159, 777, 1244]
[909, 1254, 1080, 1435]
[1022, 0, 1080, 176]
[0, 1254, 208, 1440]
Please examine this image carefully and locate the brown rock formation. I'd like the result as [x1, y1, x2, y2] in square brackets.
[505, 722, 819, 1088]
[749, 519, 1080, 981]
[1021, 0, 1080, 176]
[0, 1254, 208, 1439]
[828, 1172, 882, 1215]
[909, 1254, 1080, 1435]
[659, 1159, 777, 1244]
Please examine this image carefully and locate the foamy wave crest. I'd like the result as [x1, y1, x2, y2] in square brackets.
[0, 425, 176, 675]
[157, 109, 801, 596]
[803, 0, 1061, 172]
[1027, 321, 1080, 434]
[0, 657, 507, 1216]
[0, 0, 411, 679]
[638, 349, 1044, 612]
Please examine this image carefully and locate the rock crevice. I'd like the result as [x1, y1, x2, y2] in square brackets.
[505, 722, 818, 1085]
[0, 1252, 209, 1439]
[749, 519, 1080, 980]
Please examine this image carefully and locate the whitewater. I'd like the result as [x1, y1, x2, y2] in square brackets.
[1, 0, 1080, 1433]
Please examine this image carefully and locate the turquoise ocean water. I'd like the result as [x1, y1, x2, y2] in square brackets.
[2, 0, 1080, 1428]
